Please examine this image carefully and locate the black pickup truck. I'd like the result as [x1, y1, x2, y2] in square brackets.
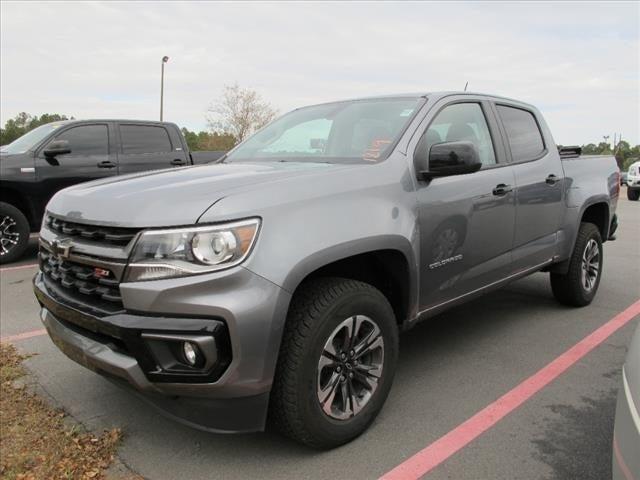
[0, 119, 225, 262]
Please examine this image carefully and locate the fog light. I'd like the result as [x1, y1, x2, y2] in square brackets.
[183, 341, 198, 366]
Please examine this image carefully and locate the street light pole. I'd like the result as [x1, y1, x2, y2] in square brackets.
[160, 56, 169, 121]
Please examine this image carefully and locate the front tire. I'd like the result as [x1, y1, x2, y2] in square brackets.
[0, 202, 30, 264]
[627, 188, 639, 201]
[550, 222, 603, 307]
[270, 277, 399, 449]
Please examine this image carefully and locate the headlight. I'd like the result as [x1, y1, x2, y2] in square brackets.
[124, 218, 260, 282]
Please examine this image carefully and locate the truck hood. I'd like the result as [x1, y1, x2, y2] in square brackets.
[46, 161, 353, 227]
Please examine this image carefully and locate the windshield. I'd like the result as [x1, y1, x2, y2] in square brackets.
[0, 123, 64, 154]
[225, 97, 424, 164]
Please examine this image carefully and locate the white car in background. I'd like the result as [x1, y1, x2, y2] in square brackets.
[626, 161, 640, 201]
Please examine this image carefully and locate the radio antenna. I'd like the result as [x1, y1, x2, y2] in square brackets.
[464, 81, 469, 92]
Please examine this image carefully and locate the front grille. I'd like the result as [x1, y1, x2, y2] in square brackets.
[39, 249, 124, 313]
[46, 216, 139, 247]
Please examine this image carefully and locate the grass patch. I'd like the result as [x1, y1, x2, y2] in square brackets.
[0, 342, 123, 479]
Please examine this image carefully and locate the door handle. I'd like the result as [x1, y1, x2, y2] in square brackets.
[492, 184, 513, 196]
[170, 159, 186, 166]
[97, 160, 116, 169]
[546, 174, 560, 185]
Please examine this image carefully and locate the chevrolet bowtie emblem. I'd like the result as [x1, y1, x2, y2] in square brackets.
[51, 239, 72, 259]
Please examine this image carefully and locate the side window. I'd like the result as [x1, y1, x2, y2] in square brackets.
[54, 125, 108, 156]
[120, 125, 172, 154]
[496, 105, 544, 161]
[417, 103, 496, 166]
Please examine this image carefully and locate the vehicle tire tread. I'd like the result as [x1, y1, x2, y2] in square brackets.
[550, 222, 601, 307]
[269, 277, 386, 448]
[0, 202, 30, 264]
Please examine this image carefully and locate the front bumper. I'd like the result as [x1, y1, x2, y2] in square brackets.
[34, 267, 291, 433]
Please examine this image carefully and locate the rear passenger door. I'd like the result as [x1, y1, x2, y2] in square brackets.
[493, 104, 564, 271]
[116, 123, 189, 174]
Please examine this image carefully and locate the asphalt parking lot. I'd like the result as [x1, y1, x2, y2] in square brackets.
[1, 195, 638, 480]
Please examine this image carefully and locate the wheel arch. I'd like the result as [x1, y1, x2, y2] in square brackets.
[580, 200, 610, 241]
[550, 199, 610, 275]
[282, 236, 418, 328]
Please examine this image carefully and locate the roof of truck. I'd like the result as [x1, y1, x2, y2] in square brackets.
[301, 91, 536, 110]
[46, 119, 178, 126]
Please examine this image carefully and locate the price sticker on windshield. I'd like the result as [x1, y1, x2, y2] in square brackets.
[363, 139, 392, 161]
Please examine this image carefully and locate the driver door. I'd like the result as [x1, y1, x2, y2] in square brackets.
[412, 99, 516, 310]
[35, 123, 117, 213]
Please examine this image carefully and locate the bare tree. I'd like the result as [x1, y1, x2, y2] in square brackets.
[207, 83, 278, 143]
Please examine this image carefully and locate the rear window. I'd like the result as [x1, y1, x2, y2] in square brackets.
[497, 105, 545, 161]
[120, 125, 172, 154]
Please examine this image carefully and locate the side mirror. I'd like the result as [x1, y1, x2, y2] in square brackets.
[43, 139, 71, 158]
[418, 141, 482, 180]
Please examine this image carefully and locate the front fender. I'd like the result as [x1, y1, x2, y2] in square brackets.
[276, 234, 418, 296]
[200, 157, 419, 292]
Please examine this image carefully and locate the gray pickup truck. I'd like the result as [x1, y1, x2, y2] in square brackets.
[33, 92, 619, 448]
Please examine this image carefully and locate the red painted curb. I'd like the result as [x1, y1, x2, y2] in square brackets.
[380, 299, 640, 480]
[0, 263, 38, 273]
[1, 329, 47, 343]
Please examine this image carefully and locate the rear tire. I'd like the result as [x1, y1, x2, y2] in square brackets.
[0, 202, 30, 264]
[550, 222, 603, 307]
[627, 188, 639, 201]
[269, 277, 398, 449]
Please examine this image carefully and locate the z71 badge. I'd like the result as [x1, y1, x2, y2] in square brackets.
[94, 268, 111, 278]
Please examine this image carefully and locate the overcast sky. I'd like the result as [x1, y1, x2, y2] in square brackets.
[1, 1, 638, 145]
